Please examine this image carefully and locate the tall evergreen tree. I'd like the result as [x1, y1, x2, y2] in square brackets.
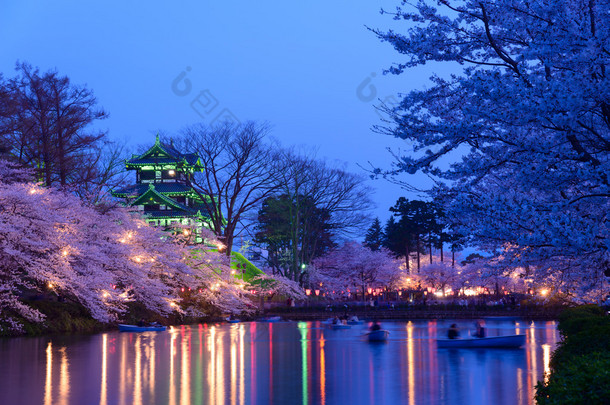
[383, 215, 415, 272]
[363, 217, 384, 251]
[386, 198, 444, 272]
[254, 194, 335, 281]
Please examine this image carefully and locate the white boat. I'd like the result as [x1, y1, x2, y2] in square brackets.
[365, 330, 389, 342]
[118, 324, 166, 332]
[330, 323, 351, 330]
[347, 317, 364, 325]
[436, 334, 525, 348]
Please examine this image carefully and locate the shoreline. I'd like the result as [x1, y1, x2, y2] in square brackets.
[265, 307, 560, 322]
[2, 304, 561, 338]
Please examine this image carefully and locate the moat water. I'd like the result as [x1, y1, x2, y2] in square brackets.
[0, 319, 559, 405]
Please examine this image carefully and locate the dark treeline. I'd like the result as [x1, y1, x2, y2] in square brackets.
[364, 197, 463, 273]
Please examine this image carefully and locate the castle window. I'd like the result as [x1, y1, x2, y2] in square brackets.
[161, 170, 176, 180]
[140, 171, 154, 180]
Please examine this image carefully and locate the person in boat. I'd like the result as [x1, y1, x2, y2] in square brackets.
[447, 324, 460, 339]
[349, 315, 360, 323]
[370, 320, 381, 331]
[137, 318, 146, 327]
[474, 320, 486, 338]
[332, 316, 340, 325]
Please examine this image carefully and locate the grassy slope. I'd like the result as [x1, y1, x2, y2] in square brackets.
[230, 251, 263, 282]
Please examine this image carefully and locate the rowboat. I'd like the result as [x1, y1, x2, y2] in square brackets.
[366, 330, 389, 342]
[347, 319, 364, 325]
[330, 323, 351, 330]
[346, 316, 364, 325]
[118, 324, 166, 332]
[259, 316, 282, 322]
[227, 319, 241, 324]
[436, 334, 525, 348]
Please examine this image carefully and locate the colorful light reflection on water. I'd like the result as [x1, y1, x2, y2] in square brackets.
[0, 319, 559, 405]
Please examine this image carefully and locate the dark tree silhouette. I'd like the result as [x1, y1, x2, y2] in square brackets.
[254, 194, 335, 280]
[364, 217, 384, 251]
[0, 62, 108, 189]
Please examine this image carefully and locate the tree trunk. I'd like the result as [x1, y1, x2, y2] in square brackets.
[405, 242, 410, 274]
[416, 234, 421, 272]
[429, 231, 433, 264]
[440, 235, 444, 262]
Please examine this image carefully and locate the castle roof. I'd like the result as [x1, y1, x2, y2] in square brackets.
[112, 182, 194, 198]
[126, 135, 203, 170]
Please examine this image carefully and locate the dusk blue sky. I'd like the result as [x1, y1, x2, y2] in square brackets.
[1, 1, 452, 228]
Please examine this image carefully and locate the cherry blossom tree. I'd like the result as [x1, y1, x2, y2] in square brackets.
[251, 272, 306, 299]
[374, 0, 610, 301]
[417, 262, 458, 295]
[309, 242, 401, 299]
[0, 160, 253, 332]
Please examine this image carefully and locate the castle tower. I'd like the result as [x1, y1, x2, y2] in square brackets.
[112, 135, 211, 242]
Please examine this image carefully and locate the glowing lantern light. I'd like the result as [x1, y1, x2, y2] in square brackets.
[315, 289, 320, 296]
[367, 287, 372, 294]
[305, 289, 311, 296]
